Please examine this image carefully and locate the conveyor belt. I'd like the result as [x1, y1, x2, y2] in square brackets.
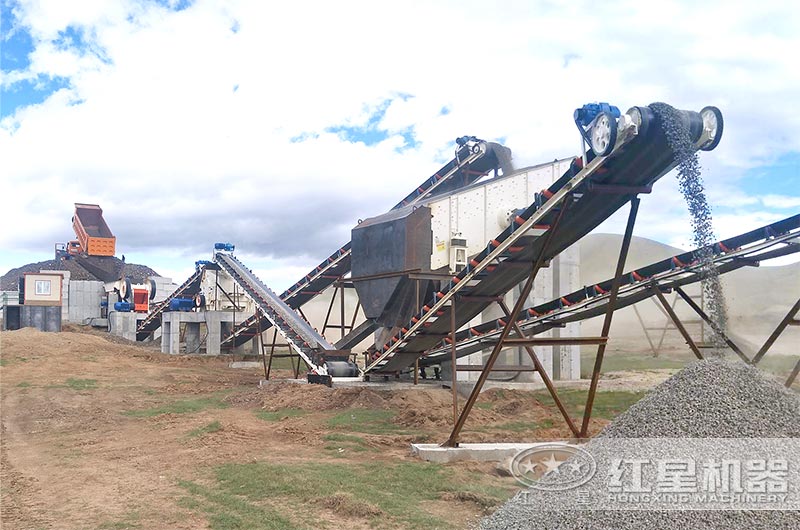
[214, 252, 333, 373]
[220, 141, 512, 348]
[364, 104, 719, 374]
[135, 265, 206, 341]
[418, 214, 800, 363]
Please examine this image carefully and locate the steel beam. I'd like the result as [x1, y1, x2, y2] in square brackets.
[652, 287, 704, 360]
[496, 337, 608, 346]
[455, 364, 537, 372]
[580, 197, 639, 438]
[751, 299, 800, 365]
[674, 287, 750, 363]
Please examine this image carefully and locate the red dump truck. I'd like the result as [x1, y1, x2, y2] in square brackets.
[71, 203, 116, 257]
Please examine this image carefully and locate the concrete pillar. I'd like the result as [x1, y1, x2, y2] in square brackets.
[161, 314, 182, 354]
[206, 312, 223, 355]
[185, 322, 201, 353]
[555, 245, 581, 379]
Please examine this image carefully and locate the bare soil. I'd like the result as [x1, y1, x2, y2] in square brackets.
[1, 327, 638, 529]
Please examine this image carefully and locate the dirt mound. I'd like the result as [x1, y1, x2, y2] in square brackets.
[260, 383, 388, 412]
[2, 327, 155, 358]
[389, 389, 502, 428]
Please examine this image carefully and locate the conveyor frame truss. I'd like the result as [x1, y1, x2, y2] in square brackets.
[421, 215, 800, 363]
[441, 212, 800, 443]
[135, 265, 205, 341]
[444, 195, 642, 444]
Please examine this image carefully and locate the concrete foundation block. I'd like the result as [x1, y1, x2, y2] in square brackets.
[411, 442, 568, 463]
[109, 311, 138, 341]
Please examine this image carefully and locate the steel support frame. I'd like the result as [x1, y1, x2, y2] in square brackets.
[321, 282, 362, 341]
[651, 287, 705, 361]
[579, 197, 640, 437]
[443, 196, 575, 446]
[749, 298, 800, 387]
[673, 287, 750, 362]
[260, 325, 307, 380]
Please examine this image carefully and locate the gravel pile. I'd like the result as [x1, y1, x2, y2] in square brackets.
[480, 360, 800, 529]
[650, 102, 728, 353]
[1, 258, 160, 290]
[600, 359, 800, 438]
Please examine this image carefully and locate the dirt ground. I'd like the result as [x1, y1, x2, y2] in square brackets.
[1, 326, 666, 529]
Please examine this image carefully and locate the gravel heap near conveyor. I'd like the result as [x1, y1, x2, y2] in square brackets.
[480, 360, 800, 529]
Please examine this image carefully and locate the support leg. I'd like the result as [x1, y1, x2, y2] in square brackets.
[653, 288, 703, 360]
[443, 198, 570, 447]
[674, 287, 749, 363]
[751, 299, 800, 365]
[580, 197, 639, 438]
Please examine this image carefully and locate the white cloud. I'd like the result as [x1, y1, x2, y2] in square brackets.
[1, 0, 799, 286]
[762, 195, 800, 209]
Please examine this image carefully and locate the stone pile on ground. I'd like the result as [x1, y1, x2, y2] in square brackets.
[1, 257, 159, 290]
[480, 360, 800, 529]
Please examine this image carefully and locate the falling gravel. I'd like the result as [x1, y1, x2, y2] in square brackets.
[480, 361, 800, 529]
[650, 102, 728, 354]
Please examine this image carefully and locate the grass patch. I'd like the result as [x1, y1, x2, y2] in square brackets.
[16, 381, 31, 388]
[323, 433, 372, 454]
[66, 378, 98, 390]
[178, 460, 512, 529]
[178, 480, 299, 530]
[492, 420, 553, 432]
[187, 420, 223, 438]
[580, 350, 692, 376]
[326, 409, 405, 434]
[475, 401, 493, 410]
[533, 389, 643, 421]
[254, 408, 306, 422]
[97, 510, 142, 529]
[124, 397, 229, 418]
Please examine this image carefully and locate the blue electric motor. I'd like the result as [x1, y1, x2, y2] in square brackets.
[114, 301, 133, 312]
[214, 242, 235, 252]
[195, 260, 213, 269]
[169, 298, 195, 312]
[573, 102, 621, 127]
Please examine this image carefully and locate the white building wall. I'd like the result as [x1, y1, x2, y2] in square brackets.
[68, 280, 105, 323]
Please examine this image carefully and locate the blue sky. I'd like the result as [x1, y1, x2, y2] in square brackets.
[1, 0, 798, 289]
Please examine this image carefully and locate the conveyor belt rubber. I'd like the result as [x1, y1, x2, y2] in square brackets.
[214, 252, 333, 373]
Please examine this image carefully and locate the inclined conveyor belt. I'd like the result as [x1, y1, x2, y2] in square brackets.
[136, 265, 205, 341]
[364, 104, 724, 374]
[214, 252, 333, 373]
[418, 214, 800, 363]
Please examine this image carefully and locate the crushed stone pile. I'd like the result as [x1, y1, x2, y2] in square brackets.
[480, 360, 800, 529]
[1, 257, 159, 290]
